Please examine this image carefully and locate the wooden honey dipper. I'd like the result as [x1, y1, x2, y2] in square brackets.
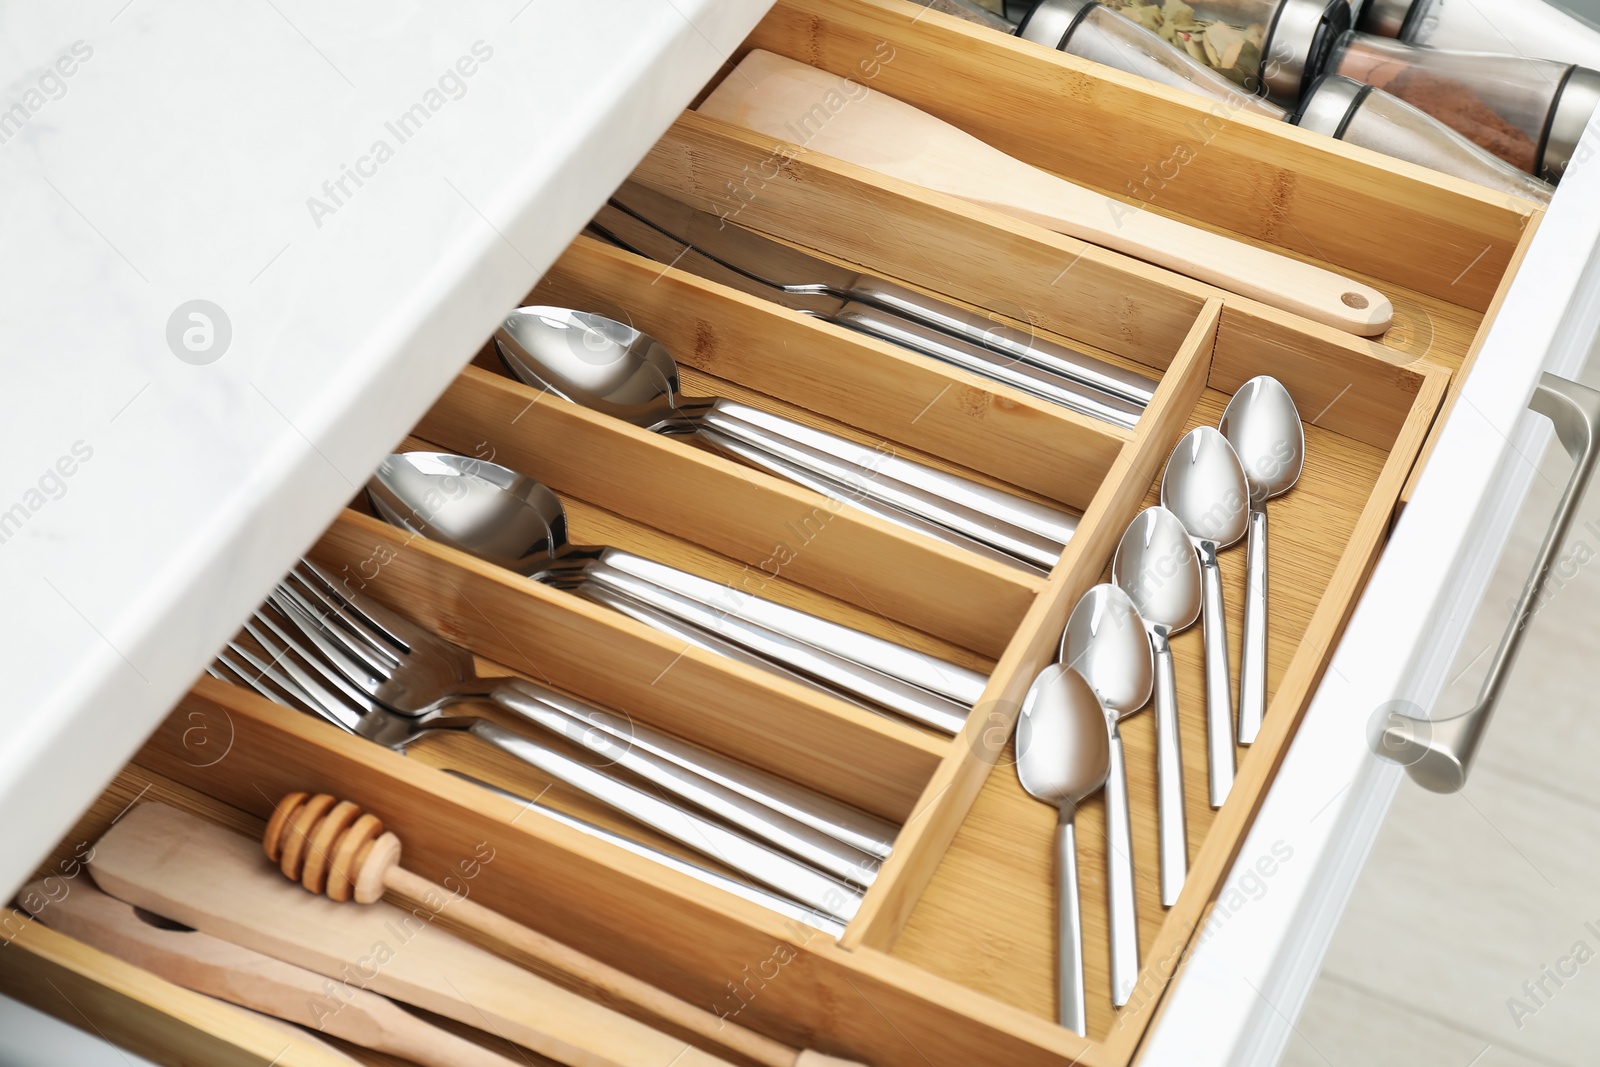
[265, 792, 865, 1067]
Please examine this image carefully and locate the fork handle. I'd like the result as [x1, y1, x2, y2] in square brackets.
[594, 548, 987, 708]
[465, 721, 860, 923]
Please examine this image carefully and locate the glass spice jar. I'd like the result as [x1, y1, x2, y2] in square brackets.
[1024, 0, 1351, 104]
[1326, 30, 1600, 180]
[1361, 0, 1600, 72]
[1018, 0, 1287, 116]
[1294, 74, 1553, 200]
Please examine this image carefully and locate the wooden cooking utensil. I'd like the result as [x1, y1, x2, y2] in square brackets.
[19, 879, 512, 1067]
[86, 802, 738, 1067]
[260, 792, 863, 1067]
[697, 50, 1394, 337]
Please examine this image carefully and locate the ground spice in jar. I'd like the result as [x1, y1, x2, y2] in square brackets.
[1336, 55, 1539, 173]
[1384, 70, 1539, 172]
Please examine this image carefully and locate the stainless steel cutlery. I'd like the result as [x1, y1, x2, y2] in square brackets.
[1220, 377, 1306, 745]
[589, 182, 1154, 428]
[1160, 427, 1250, 807]
[496, 305, 1075, 571]
[368, 450, 981, 732]
[211, 561, 887, 926]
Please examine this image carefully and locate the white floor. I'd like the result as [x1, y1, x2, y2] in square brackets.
[1283, 356, 1600, 1067]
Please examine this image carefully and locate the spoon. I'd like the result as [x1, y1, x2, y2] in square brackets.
[1062, 583, 1154, 1008]
[1161, 427, 1249, 807]
[1113, 506, 1202, 907]
[496, 306, 1076, 569]
[1015, 662, 1111, 1036]
[367, 451, 980, 730]
[1220, 376, 1305, 745]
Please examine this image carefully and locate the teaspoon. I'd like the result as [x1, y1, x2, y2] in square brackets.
[1160, 427, 1249, 807]
[1015, 662, 1111, 1035]
[1219, 377, 1304, 745]
[1113, 506, 1202, 906]
[1062, 583, 1154, 1008]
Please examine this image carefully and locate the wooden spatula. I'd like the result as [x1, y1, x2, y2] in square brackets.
[86, 802, 736, 1067]
[20, 879, 514, 1067]
[697, 50, 1393, 336]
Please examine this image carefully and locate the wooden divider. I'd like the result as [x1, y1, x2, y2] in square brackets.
[746, 0, 1536, 311]
[840, 298, 1223, 952]
[633, 113, 1212, 370]
[412, 365, 1044, 659]
[314, 510, 944, 823]
[530, 235, 1131, 508]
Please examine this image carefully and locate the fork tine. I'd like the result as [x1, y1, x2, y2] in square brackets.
[281, 571, 402, 669]
[250, 601, 386, 705]
[231, 620, 371, 734]
[214, 643, 323, 717]
[268, 585, 395, 682]
[295, 560, 412, 655]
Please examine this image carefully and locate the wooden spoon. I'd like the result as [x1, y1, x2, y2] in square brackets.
[19, 878, 515, 1067]
[85, 802, 738, 1067]
[697, 49, 1393, 336]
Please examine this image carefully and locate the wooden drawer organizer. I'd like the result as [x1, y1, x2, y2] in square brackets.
[1, 1, 1538, 1065]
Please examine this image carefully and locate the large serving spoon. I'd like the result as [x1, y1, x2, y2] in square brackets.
[1062, 583, 1154, 1008]
[497, 306, 1074, 569]
[1112, 506, 1202, 906]
[1220, 376, 1304, 745]
[1015, 663, 1111, 1036]
[696, 50, 1393, 336]
[368, 451, 980, 730]
[1161, 428, 1249, 807]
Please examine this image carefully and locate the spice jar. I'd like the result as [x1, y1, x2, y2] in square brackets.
[1361, 0, 1600, 72]
[1326, 31, 1600, 180]
[1024, 0, 1350, 104]
[1018, 0, 1287, 116]
[916, 0, 1021, 30]
[1294, 74, 1553, 201]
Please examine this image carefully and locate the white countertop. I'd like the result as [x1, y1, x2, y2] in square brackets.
[0, 0, 773, 898]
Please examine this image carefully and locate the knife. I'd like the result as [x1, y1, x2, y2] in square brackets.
[588, 182, 1153, 429]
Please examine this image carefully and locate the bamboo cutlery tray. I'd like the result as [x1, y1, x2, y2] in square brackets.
[1, 1, 1541, 1065]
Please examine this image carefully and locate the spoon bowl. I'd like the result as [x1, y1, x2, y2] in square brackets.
[1016, 663, 1111, 807]
[497, 307, 702, 431]
[1220, 376, 1304, 506]
[1061, 583, 1154, 719]
[1112, 506, 1201, 636]
[1160, 426, 1249, 548]
[369, 451, 568, 576]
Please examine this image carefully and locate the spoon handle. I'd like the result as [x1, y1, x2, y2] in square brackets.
[710, 398, 1079, 549]
[1104, 719, 1141, 1007]
[1199, 545, 1237, 807]
[1056, 810, 1088, 1036]
[1237, 507, 1269, 745]
[1151, 632, 1188, 907]
[595, 548, 989, 708]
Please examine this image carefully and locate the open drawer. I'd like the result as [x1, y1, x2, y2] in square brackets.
[0, 1, 1547, 1065]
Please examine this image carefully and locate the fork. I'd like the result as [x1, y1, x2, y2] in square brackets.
[210, 567, 874, 919]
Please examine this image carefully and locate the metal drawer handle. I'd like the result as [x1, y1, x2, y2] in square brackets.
[1373, 372, 1600, 792]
